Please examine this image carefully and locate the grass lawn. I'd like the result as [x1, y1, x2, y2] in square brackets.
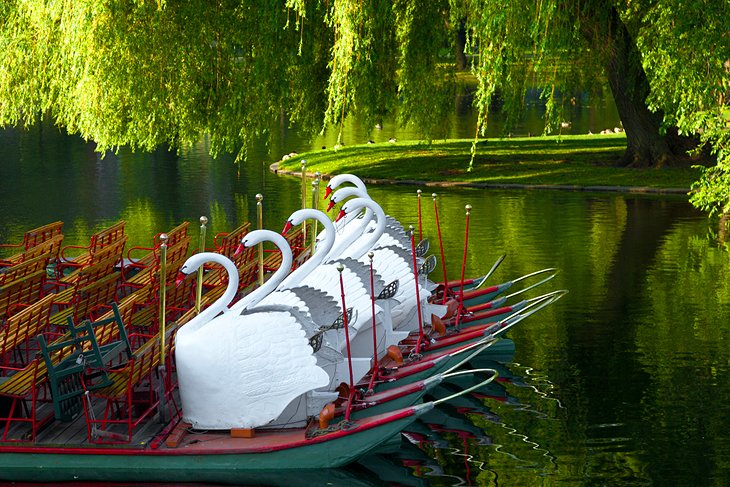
[276, 134, 702, 191]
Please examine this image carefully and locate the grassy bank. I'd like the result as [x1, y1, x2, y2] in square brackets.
[276, 134, 701, 192]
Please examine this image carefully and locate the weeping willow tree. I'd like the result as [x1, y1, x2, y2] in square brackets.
[0, 0, 728, 212]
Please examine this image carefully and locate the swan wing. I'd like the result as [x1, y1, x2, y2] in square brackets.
[178, 310, 329, 430]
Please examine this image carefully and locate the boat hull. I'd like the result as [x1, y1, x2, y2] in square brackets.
[0, 406, 431, 483]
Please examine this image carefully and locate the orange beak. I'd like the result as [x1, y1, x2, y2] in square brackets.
[326, 199, 336, 212]
[324, 185, 332, 198]
[335, 209, 346, 222]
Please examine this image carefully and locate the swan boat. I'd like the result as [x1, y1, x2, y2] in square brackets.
[0, 174, 564, 482]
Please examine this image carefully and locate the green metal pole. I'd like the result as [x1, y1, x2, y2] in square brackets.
[195, 216, 207, 315]
[256, 193, 264, 286]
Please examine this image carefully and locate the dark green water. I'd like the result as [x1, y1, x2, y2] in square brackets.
[2, 117, 729, 486]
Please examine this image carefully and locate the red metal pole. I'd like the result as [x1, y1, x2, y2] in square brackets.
[433, 193, 449, 304]
[456, 204, 472, 327]
[409, 227, 425, 354]
[337, 264, 355, 421]
[417, 189, 423, 243]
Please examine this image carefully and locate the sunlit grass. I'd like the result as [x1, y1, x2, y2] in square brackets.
[278, 134, 701, 190]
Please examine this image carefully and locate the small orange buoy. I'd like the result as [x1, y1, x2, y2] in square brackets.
[431, 314, 447, 336]
[319, 403, 336, 429]
[387, 345, 404, 365]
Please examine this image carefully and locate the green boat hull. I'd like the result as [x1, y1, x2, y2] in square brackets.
[0, 405, 431, 483]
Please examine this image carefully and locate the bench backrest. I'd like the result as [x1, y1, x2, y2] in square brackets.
[155, 221, 190, 248]
[22, 221, 64, 251]
[0, 253, 50, 287]
[0, 270, 46, 319]
[212, 222, 250, 259]
[0, 294, 54, 359]
[69, 273, 121, 324]
[89, 221, 126, 254]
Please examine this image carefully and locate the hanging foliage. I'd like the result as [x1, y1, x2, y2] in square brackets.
[0, 0, 727, 211]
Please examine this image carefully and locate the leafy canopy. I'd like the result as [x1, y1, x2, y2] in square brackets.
[0, 0, 728, 212]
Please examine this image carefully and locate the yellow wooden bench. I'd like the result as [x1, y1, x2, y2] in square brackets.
[123, 221, 190, 281]
[0, 269, 47, 320]
[0, 253, 50, 288]
[263, 225, 307, 272]
[59, 235, 127, 286]
[0, 221, 64, 267]
[122, 235, 191, 293]
[56, 221, 126, 277]
[49, 272, 121, 327]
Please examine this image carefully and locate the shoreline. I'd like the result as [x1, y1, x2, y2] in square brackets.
[270, 163, 690, 195]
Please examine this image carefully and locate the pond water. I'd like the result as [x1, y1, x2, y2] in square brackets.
[1, 109, 729, 486]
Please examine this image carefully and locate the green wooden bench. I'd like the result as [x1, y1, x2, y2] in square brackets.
[83, 322, 180, 443]
[38, 303, 133, 422]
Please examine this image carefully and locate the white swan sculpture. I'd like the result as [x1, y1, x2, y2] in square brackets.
[174, 250, 329, 430]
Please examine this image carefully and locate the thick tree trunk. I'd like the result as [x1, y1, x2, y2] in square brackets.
[599, 9, 674, 168]
[455, 21, 467, 71]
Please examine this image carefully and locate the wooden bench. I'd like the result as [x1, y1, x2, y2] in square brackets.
[50, 248, 126, 307]
[0, 222, 64, 267]
[0, 253, 51, 288]
[49, 272, 121, 328]
[211, 222, 251, 259]
[56, 221, 126, 277]
[38, 304, 133, 422]
[0, 269, 47, 320]
[0, 299, 135, 440]
[123, 221, 190, 281]
[0, 234, 64, 271]
[122, 235, 191, 293]
[0, 294, 55, 369]
[58, 235, 127, 286]
[83, 322, 180, 443]
[129, 277, 196, 332]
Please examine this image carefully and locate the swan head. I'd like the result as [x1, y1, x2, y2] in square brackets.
[176, 252, 224, 286]
[336, 196, 378, 223]
[283, 209, 317, 234]
[328, 186, 371, 212]
[324, 174, 368, 199]
[235, 229, 287, 256]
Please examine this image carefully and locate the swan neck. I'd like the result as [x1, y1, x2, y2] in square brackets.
[278, 211, 335, 289]
[232, 233, 293, 310]
[178, 253, 239, 334]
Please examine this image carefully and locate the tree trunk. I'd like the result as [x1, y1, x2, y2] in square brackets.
[599, 8, 674, 168]
[455, 20, 467, 71]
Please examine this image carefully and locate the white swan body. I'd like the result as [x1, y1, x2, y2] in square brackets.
[174, 251, 329, 429]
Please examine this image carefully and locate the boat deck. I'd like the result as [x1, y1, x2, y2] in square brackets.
[1, 391, 173, 449]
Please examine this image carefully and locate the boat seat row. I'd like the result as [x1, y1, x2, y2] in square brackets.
[0, 221, 64, 267]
